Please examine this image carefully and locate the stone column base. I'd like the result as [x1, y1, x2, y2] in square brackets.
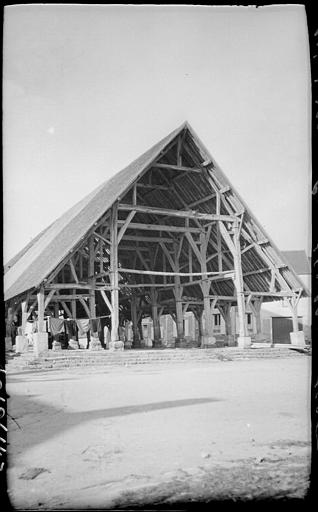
[253, 333, 268, 342]
[226, 335, 236, 347]
[237, 336, 252, 348]
[33, 332, 49, 357]
[201, 336, 216, 348]
[68, 339, 80, 350]
[15, 335, 28, 353]
[5, 336, 13, 351]
[290, 331, 306, 347]
[109, 340, 125, 351]
[52, 340, 62, 351]
[153, 339, 163, 348]
[174, 337, 186, 348]
[89, 338, 103, 351]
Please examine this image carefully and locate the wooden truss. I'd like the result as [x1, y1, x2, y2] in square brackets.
[7, 129, 304, 347]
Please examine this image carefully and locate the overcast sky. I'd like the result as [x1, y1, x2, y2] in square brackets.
[3, 4, 311, 263]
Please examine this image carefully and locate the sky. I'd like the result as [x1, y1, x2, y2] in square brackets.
[3, 4, 311, 263]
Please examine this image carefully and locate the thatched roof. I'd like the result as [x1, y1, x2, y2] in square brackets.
[4, 122, 309, 304]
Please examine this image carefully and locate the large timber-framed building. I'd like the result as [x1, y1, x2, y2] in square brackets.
[4, 122, 309, 354]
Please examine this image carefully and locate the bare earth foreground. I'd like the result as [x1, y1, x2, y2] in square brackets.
[6, 356, 311, 508]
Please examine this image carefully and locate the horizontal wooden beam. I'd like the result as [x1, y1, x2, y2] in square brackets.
[118, 222, 203, 234]
[118, 204, 237, 223]
[160, 294, 236, 304]
[121, 234, 175, 243]
[242, 291, 294, 298]
[45, 283, 90, 290]
[30, 294, 90, 302]
[119, 282, 174, 289]
[119, 245, 149, 252]
[153, 163, 202, 173]
[137, 183, 170, 191]
[118, 268, 234, 278]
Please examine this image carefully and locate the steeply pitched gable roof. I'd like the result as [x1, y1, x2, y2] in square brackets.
[4, 122, 309, 302]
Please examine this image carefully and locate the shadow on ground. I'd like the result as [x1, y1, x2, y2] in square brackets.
[7, 393, 221, 457]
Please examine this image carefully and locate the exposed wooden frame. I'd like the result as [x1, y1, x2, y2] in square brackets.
[110, 203, 119, 342]
[118, 222, 202, 234]
[118, 203, 237, 223]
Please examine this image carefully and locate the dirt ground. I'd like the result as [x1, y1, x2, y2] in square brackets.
[6, 356, 312, 508]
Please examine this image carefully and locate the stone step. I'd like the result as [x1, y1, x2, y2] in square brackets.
[5, 346, 306, 372]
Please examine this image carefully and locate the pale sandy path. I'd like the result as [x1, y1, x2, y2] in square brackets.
[6, 356, 311, 508]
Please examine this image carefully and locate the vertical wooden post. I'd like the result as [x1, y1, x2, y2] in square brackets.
[79, 253, 83, 280]
[249, 298, 263, 341]
[288, 293, 305, 347]
[88, 235, 102, 350]
[219, 303, 235, 346]
[150, 289, 161, 347]
[290, 299, 299, 333]
[219, 220, 250, 347]
[21, 299, 28, 334]
[137, 314, 144, 346]
[131, 295, 140, 348]
[200, 232, 215, 347]
[5, 306, 13, 350]
[197, 309, 204, 347]
[37, 286, 45, 333]
[71, 289, 76, 319]
[33, 285, 49, 356]
[233, 224, 248, 342]
[109, 203, 123, 350]
[255, 305, 262, 334]
[173, 242, 184, 347]
[89, 236, 96, 320]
